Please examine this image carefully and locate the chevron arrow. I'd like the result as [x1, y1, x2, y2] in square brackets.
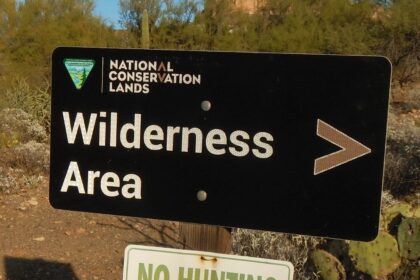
[314, 119, 371, 175]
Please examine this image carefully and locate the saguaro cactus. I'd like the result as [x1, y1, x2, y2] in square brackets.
[142, 9, 150, 49]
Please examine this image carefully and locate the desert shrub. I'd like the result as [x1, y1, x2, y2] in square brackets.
[232, 229, 322, 280]
[0, 167, 46, 193]
[382, 190, 399, 209]
[8, 141, 50, 174]
[0, 142, 49, 175]
[406, 86, 420, 110]
[392, 82, 420, 110]
[0, 167, 18, 194]
[0, 108, 47, 145]
[1, 78, 51, 130]
[0, 107, 49, 176]
[384, 109, 420, 197]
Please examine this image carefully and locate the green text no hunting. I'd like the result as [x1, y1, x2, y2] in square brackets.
[138, 263, 278, 280]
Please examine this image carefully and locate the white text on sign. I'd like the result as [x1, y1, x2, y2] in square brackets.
[60, 111, 274, 199]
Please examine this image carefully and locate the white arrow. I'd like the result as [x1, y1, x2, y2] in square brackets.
[314, 119, 371, 175]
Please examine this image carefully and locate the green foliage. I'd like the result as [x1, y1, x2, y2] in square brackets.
[410, 267, 420, 279]
[0, 0, 120, 85]
[0, 131, 19, 148]
[120, 0, 203, 49]
[379, 0, 420, 86]
[0, 0, 123, 130]
[119, 0, 162, 30]
[151, 21, 208, 50]
[0, 78, 51, 130]
[116, 0, 420, 81]
[0, 0, 16, 43]
[250, 0, 375, 54]
[142, 9, 150, 49]
[82, 0, 420, 90]
[310, 249, 346, 280]
[349, 232, 401, 279]
[398, 218, 420, 260]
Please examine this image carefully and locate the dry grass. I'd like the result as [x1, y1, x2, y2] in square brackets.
[232, 229, 323, 280]
[384, 108, 420, 198]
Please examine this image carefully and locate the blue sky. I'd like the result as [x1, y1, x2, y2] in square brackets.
[93, 0, 122, 28]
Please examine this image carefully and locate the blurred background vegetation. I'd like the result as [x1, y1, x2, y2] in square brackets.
[0, 0, 419, 130]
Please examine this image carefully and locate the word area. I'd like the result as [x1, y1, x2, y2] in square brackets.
[61, 161, 142, 199]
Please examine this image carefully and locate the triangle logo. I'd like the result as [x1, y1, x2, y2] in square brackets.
[64, 58, 95, 90]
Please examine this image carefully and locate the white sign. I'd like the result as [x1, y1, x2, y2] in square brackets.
[123, 245, 294, 280]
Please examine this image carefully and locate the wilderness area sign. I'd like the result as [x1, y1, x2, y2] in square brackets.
[50, 47, 391, 241]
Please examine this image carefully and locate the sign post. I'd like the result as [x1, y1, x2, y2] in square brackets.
[179, 223, 232, 253]
[50, 47, 391, 241]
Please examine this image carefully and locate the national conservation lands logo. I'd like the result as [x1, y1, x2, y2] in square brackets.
[63, 57, 201, 94]
[64, 58, 95, 90]
[107, 59, 202, 94]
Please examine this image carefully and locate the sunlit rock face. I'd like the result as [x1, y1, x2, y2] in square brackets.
[231, 0, 265, 14]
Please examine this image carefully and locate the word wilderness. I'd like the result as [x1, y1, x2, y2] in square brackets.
[62, 112, 274, 158]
